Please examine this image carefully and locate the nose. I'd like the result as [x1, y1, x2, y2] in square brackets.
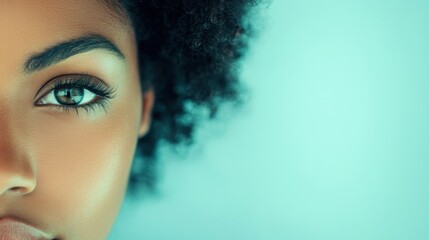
[0, 157, 37, 196]
[0, 134, 37, 196]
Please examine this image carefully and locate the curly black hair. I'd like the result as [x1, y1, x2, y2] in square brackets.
[100, 0, 260, 198]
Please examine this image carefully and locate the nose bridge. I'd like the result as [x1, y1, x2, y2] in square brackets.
[0, 103, 37, 196]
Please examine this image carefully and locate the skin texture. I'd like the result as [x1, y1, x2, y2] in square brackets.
[0, 1, 154, 239]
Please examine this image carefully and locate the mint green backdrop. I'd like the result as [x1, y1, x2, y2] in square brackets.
[109, 0, 429, 239]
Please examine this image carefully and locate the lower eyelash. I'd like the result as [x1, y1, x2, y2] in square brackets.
[46, 98, 111, 117]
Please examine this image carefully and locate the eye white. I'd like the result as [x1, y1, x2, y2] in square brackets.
[38, 88, 97, 105]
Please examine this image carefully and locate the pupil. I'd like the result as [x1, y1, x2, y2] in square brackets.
[54, 87, 84, 105]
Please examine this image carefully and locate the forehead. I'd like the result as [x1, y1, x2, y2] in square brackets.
[0, 0, 131, 75]
[0, 0, 128, 36]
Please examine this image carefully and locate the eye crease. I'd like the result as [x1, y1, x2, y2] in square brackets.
[34, 74, 117, 116]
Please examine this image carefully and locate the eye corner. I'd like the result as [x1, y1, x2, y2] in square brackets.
[33, 97, 42, 106]
[33, 90, 49, 106]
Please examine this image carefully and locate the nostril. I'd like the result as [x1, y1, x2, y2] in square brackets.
[8, 186, 32, 194]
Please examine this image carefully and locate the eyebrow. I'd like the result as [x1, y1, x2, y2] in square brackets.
[23, 33, 125, 74]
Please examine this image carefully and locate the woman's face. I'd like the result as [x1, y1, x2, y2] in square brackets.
[0, 1, 153, 239]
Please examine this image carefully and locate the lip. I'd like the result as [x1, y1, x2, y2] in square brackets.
[0, 217, 54, 240]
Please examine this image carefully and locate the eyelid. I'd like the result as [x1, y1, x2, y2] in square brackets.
[33, 74, 116, 102]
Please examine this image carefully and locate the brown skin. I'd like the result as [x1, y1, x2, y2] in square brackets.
[0, 1, 154, 239]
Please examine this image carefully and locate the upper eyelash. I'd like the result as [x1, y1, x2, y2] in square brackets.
[37, 74, 117, 116]
[52, 74, 117, 99]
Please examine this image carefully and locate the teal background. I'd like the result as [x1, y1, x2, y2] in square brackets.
[110, 0, 429, 239]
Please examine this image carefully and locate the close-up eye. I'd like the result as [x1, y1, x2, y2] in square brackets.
[35, 74, 117, 115]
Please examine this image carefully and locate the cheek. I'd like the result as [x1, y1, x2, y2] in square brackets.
[28, 92, 141, 238]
